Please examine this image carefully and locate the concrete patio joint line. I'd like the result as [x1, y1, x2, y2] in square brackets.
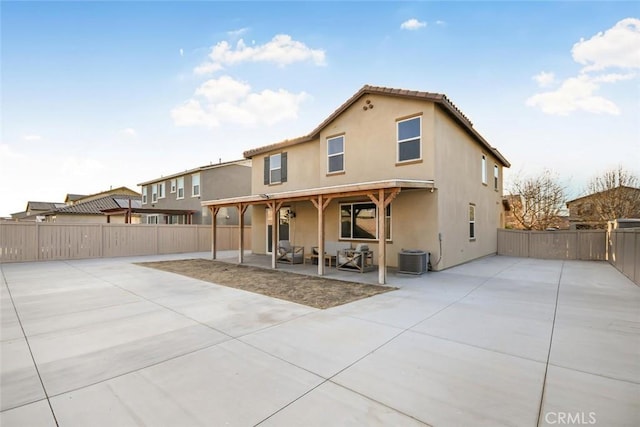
[535, 260, 564, 427]
[1, 268, 60, 426]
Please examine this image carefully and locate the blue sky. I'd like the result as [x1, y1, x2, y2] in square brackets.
[1, 1, 639, 216]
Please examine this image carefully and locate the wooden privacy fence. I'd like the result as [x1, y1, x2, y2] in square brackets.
[497, 229, 607, 260]
[0, 223, 251, 263]
[498, 228, 639, 285]
[609, 229, 639, 285]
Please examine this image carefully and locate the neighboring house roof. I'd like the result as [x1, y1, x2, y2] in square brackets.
[137, 159, 251, 186]
[73, 187, 140, 204]
[243, 84, 511, 167]
[50, 194, 141, 216]
[566, 186, 640, 205]
[64, 193, 87, 203]
[26, 201, 66, 211]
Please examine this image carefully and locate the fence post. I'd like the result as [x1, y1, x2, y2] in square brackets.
[526, 230, 531, 258]
[35, 222, 40, 261]
[156, 225, 160, 255]
[99, 224, 104, 258]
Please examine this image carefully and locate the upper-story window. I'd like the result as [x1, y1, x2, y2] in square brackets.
[481, 155, 487, 185]
[327, 135, 345, 174]
[151, 184, 158, 203]
[177, 177, 184, 199]
[170, 179, 176, 193]
[142, 187, 147, 204]
[158, 182, 165, 199]
[263, 152, 288, 185]
[397, 116, 421, 163]
[192, 173, 200, 197]
[494, 164, 499, 191]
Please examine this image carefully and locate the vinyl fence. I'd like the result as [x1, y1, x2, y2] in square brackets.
[498, 228, 639, 285]
[0, 223, 251, 263]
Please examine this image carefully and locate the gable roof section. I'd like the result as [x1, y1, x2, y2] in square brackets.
[26, 201, 64, 211]
[138, 158, 251, 186]
[52, 194, 140, 215]
[243, 84, 510, 167]
[566, 186, 640, 205]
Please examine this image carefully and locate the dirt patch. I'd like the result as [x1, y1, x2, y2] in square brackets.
[136, 259, 395, 309]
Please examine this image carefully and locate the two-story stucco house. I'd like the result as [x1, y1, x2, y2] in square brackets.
[202, 85, 510, 283]
[138, 159, 252, 225]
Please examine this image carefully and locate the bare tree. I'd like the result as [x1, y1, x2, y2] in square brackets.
[586, 166, 640, 222]
[507, 170, 566, 230]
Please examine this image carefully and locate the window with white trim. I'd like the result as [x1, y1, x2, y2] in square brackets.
[170, 179, 176, 193]
[340, 202, 392, 241]
[192, 173, 200, 197]
[481, 155, 487, 185]
[327, 135, 344, 173]
[151, 184, 158, 203]
[397, 116, 421, 162]
[494, 164, 499, 191]
[270, 153, 282, 184]
[158, 182, 165, 199]
[142, 187, 147, 204]
[177, 177, 184, 199]
[469, 204, 476, 240]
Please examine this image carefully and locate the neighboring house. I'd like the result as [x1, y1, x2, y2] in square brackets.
[137, 159, 252, 225]
[43, 187, 142, 224]
[202, 85, 511, 281]
[11, 201, 67, 222]
[567, 186, 640, 229]
[502, 195, 569, 230]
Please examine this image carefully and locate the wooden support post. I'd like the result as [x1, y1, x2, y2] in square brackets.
[270, 201, 283, 269]
[211, 207, 219, 260]
[237, 203, 248, 264]
[317, 195, 325, 276]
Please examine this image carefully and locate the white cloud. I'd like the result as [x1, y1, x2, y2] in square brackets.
[527, 18, 640, 116]
[179, 48, 184, 57]
[572, 18, 640, 72]
[227, 27, 249, 37]
[401, 19, 427, 31]
[22, 134, 42, 141]
[526, 74, 620, 115]
[194, 34, 326, 75]
[533, 71, 556, 88]
[121, 128, 137, 137]
[435, 20, 446, 26]
[193, 62, 223, 75]
[172, 75, 308, 127]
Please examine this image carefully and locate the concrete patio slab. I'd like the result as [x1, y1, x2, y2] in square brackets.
[1, 337, 45, 411]
[154, 289, 316, 337]
[332, 331, 547, 426]
[49, 340, 323, 427]
[539, 365, 640, 427]
[1, 253, 638, 426]
[0, 400, 56, 427]
[241, 310, 403, 378]
[260, 381, 427, 426]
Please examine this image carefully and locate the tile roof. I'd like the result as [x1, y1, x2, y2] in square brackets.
[52, 194, 141, 215]
[27, 201, 64, 211]
[137, 159, 251, 186]
[243, 84, 510, 167]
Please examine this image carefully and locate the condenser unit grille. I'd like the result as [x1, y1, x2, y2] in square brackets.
[398, 250, 428, 275]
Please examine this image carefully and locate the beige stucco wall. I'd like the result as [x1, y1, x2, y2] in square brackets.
[433, 108, 504, 269]
[252, 95, 438, 194]
[250, 190, 439, 268]
[248, 94, 506, 271]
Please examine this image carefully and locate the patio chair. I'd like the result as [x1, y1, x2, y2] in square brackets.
[337, 244, 374, 273]
[277, 240, 304, 264]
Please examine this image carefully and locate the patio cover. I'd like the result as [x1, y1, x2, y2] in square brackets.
[201, 179, 435, 284]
